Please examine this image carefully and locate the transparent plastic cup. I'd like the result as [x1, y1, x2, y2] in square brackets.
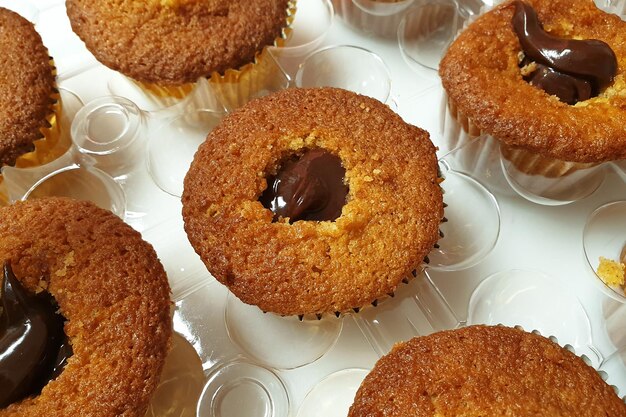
[332, 0, 415, 38]
[72, 96, 146, 179]
[296, 369, 369, 417]
[197, 360, 290, 417]
[500, 149, 607, 206]
[22, 164, 126, 218]
[398, 0, 460, 71]
[468, 269, 600, 366]
[148, 109, 225, 197]
[583, 201, 626, 303]
[225, 293, 343, 370]
[295, 45, 392, 103]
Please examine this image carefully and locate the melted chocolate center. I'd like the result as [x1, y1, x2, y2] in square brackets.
[0, 263, 72, 408]
[259, 149, 348, 222]
[512, 0, 617, 104]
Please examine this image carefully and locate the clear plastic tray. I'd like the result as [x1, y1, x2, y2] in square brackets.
[2, 0, 625, 416]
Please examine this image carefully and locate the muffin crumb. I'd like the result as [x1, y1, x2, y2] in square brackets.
[596, 256, 625, 289]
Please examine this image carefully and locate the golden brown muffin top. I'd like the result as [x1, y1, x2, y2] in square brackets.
[0, 8, 56, 167]
[182, 87, 443, 316]
[0, 198, 171, 417]
[66, 0, 292, 85]
[440, 0, 626, 163]
[349, 325, 626, 417]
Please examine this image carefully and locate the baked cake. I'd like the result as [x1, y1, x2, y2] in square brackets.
[349, 325, 626, 416]
[66, 0, 292, 86]
[0, 198, 171, 417]
[0, 7, 57, 167]
[439, 0, 626, 175]
[182, 87, 444, 316]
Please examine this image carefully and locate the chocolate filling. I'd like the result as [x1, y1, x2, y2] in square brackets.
[512, 0, 617, 104]
[0, 263, 72, 408]
[260, 149, 349, 222]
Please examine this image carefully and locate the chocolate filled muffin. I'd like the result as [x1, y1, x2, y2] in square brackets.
[439, 0, 626, 176]
[182, 87, 443, 316]
[0, 198, 171, 417]
[349, 325, 626, 417]
[66, 0, 292, 86]
[0, 7, 57, 167]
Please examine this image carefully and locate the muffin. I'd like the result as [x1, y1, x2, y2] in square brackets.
[66, 0, 294, 110]
[439, 0, 626, 195]
[182, 87, 444, 317]
[333, 0, 414, 38]
[0, 7, 62, 170]
[349, 325, 626, 416]
[0, 197, 171, 416]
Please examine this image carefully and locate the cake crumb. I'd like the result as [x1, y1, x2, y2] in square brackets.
[596, 256, 625, 288]
[55, 251, 75, 277]
[373, 169, 381, 175]
[520, 61, 538, 77]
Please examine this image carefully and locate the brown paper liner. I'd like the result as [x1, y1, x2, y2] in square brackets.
[134, 1, 296, 110]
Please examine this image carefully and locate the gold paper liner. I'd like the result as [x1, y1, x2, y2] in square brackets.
[0, 57, 65, 205]
[134, 1, 296, 110]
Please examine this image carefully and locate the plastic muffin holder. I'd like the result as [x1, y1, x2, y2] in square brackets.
[148, 42, 501, 417]
[106, 0, 334, 116]
[332, 0, 487, 41]
[468, 268, 626, 401]
[398, 0, 623, 205]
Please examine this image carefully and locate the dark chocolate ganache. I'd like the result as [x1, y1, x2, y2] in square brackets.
[259, 149, 348, 222]
[0, 263, 72, 408]
[512, 0, 617, 104]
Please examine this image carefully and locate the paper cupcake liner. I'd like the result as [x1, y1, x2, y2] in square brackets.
[332, 0, 412, 38]
[500, 145, 598, 178]
[131, 1, 296, 112]
[443, 94, 606, 201]
[444, 94, 591, 179]
[441, 94, 509, 193]
[14, 57, 66, 168]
